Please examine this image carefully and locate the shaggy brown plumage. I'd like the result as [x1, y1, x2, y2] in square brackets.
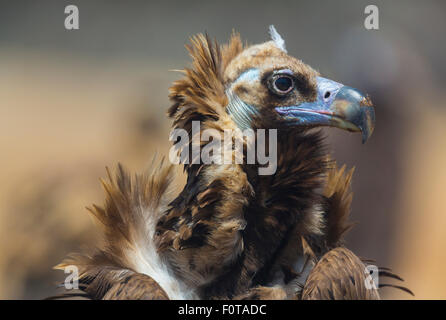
[55, 28, 411, 300]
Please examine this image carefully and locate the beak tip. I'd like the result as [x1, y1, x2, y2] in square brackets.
[361, 103, 375, 144]
[361, 130, 371, 144]
[333, 87, 376, 144]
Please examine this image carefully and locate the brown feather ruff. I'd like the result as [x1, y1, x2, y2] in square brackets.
[156, 33, 254, 290]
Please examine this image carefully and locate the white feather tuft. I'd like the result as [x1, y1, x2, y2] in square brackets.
[269, 25, 287, 53]
[125, 206, 198, 299]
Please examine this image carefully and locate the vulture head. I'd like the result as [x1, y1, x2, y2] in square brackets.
[224, 26, 375, 143]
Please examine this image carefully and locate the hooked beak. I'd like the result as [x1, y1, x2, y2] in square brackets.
[275, 77, 375, 143]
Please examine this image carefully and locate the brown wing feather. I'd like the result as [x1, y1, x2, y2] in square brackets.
[301, 247, 380, 300]
[101, 271, 169, 300]
[54, 159, 179, 299]
[55, 253, 169, 300]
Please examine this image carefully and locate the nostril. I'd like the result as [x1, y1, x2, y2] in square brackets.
[324, 91, 331, 99]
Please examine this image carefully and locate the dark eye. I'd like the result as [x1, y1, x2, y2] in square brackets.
[272, 76, 294, 94]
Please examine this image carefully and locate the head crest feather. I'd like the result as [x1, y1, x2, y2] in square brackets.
[269, 25, 287, 53]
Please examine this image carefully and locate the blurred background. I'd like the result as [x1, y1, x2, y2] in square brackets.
[0, 0, 445, 299]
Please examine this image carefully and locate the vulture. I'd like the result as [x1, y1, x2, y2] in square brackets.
[55, 26, 411, 300]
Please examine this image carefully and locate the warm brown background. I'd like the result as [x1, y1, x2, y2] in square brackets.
[0, 0, 445, 299]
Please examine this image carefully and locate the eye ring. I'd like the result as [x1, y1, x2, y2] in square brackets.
[271, 75, 294, 95]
